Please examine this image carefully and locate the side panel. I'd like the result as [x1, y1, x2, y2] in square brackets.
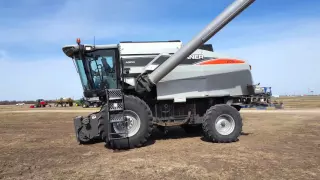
[156, 64, 253, 101]
[120, 48, 254, 100]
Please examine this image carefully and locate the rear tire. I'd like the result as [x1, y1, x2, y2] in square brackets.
[100, 95, 153, 149]
[202, 104, 242, 143]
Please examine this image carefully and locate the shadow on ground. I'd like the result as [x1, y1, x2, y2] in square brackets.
[150, 126, 203, 140]
[95, 126, 254, 151]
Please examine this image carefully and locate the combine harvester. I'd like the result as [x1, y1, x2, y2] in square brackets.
[62, 0, 264, 149]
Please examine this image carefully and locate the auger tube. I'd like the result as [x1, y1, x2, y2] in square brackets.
[137, 0, 255, 91]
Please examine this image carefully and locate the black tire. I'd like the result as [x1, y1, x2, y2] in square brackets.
[202, 104, 242, 143]
[181, 124, 203, 134]
[76, 127, 91, 144]
[99, 95, 153, 149]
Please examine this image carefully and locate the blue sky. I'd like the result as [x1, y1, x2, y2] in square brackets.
[1, 0, 320, 100]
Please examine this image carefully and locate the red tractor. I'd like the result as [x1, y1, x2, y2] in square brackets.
[30, 99, 51, 108]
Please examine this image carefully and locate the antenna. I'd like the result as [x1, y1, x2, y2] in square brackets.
[93, 36, 95, 48]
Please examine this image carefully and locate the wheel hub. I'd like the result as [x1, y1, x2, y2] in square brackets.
[215, 114, 235, 136]
[113, 110, 141, 137]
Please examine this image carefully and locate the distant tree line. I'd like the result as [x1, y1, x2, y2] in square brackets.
[0, 100, 57, 105]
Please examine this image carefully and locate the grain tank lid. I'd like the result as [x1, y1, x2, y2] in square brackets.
[119, 41, 183, 55]
[202, 50, 244, 60]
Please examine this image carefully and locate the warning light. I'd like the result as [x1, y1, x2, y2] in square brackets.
[76, 38, 81, 44]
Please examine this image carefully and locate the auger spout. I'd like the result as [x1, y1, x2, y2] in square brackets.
[135, 0, 255, 93]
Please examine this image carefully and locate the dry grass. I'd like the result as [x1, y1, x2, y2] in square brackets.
[0, 109, 320, 180]
[273, 96, 320, 109]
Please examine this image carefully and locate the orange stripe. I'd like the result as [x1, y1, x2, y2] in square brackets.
[199, 58, 245, 65]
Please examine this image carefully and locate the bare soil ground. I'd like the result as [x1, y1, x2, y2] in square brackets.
[273, 96, 320, 109]
[0, 108, 320, 180]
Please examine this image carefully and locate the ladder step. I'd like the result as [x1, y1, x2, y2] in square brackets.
[108, 97, 123, 100]
[108, 102, 123, 111]
[109, 132, 128, 135]
[110, 120, 127, 123]
[110, 114, 127, 123]
[109, 109, 124, 112]
[105, 88, 128, 142]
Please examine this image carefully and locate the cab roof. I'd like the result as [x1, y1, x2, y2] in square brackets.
[62, 44, 118, 58]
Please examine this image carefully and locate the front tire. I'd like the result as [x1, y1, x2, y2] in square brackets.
[100, 95, 154, 149]
[202, 104, 242, 143]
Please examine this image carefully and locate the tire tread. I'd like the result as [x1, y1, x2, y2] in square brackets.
[98, 95, 153, 150]
[202, 104, 242, 143]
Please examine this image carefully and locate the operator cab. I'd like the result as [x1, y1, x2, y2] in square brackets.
[62, 39, 121, 98]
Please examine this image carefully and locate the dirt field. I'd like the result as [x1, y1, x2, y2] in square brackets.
[273, 96, 320, 109]
[0, 107, 320, 180]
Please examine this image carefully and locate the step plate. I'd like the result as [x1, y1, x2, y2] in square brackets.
[107, 89, 123, 99]
[106, 89, 129, 141]
[108, 100, 123, 112]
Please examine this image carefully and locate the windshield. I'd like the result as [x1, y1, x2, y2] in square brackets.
[75, 59, 90, 90]
[74, 49, 118, 92]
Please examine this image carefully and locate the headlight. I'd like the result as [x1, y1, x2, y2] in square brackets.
[85, 46, 92, 51]
[90, 114, 97, 119]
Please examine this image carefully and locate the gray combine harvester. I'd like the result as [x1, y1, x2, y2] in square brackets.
[62, 0, 261, 149]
